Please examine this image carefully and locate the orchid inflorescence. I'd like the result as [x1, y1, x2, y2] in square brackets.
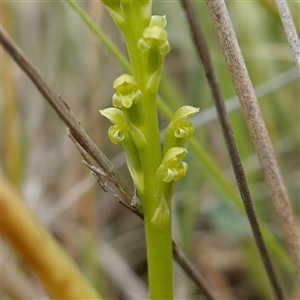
[99, 1, 199, 298]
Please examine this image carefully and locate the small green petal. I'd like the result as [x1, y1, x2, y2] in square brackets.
[114, 74, 137, 91]
[121, 92, 135, 108]
[139, 22, 170, 55]
[149, 15, 167, 28]
[174, 121, 195, 139]
[143, 26, 168, 45]
[174, 162, 188, 181]
[162, 161, 188, 182]
[112, 93, 122, 108]
[173, 106, 199, 126]
[162, 147, 187, 167]
[99, 107, 126, 126]
[172, 106, 199, 139]
[100, 108, 127, 144]
[158, 40, 170, 55]
[163, 168, 177, 183]
[108, 125, 125, 144]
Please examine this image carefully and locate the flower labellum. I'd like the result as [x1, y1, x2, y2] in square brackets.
[99, 108, 127, 144]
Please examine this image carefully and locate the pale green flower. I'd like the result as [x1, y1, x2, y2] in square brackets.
[99, 108, 127, 144]
[112, 74, 142, 109]
[138, 15, 170, 55]
[161, 147, 188, 182]
[172, 106, 199, 139]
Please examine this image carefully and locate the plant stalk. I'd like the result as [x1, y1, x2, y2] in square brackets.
[180, 1, 284, 298]
[117, 5, 174, 298]
[205, 0, 300, 281]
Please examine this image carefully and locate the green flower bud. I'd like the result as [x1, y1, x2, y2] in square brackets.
[112, 74, 142, 109]
[99, 108, 127, 144]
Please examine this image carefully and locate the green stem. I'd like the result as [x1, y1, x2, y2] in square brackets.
[117, 5, 173, 299]
[144, 211, 174, 300]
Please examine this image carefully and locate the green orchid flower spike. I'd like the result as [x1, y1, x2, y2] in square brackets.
[99, 107, 126, 144]
[112, 74, 142, 109]
[164, 105, 199, 154]
[97, 2, 196, 298]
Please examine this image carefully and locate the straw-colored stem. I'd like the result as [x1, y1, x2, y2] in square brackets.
[275, 0, 300, 73]
[206, 0, 300, 281]
[0, 175, 102, 299]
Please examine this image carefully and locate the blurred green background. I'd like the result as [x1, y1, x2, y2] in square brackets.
[2, 1, 299, 299]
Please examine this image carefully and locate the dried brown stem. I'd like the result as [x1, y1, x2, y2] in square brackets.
[180, 0, 285, 298]
[205, 0, 300, 281]
[0, 25, 216, 299]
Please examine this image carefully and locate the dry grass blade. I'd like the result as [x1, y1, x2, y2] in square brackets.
[275, 0, 300, 72]
[0, 25, 216, 299]
[180, 0, 284, 298]
[205, 0, 300, 281]
[0, 175, 101, 299]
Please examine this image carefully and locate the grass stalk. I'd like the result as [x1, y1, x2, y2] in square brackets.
[1, 175, 102, 299]
[205, 0, 300, 281]
[275, 0, 300, 72]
